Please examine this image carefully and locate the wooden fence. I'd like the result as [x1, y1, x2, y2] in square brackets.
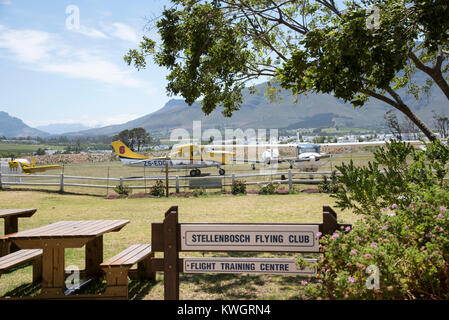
[0, 170, 337, 194]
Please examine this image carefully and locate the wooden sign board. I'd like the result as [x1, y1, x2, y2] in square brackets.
[180, 224, 319, 252]
[183, 257, 317, 276]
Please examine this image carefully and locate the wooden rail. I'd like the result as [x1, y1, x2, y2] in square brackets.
[0, 169, 337, 193]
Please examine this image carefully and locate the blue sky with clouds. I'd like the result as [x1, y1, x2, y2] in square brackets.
[0, 0, 175, 128]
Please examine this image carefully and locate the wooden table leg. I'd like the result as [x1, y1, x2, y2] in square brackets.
[85, 236, 103, 277]
[4, 217, 19, 253]
[40, 248, 65, 297]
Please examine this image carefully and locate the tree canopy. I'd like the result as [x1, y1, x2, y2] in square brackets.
[125, 0, 449, 140]
[113, 127, 151, 151]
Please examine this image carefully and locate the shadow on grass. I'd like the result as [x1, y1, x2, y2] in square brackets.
[181, 273, 265, 299]
[1, 281, 41, 298]
[2, 187, 107, 198]
[1, 277, 159, 300]
[73, 277, 159, 300]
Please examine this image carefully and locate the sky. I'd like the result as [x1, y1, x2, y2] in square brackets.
[0, 0, 175, 128]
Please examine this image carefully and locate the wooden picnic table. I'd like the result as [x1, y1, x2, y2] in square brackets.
[0, 208, 37, 255]
[8, 220, 129, 298]
[0, 209, 37, 235]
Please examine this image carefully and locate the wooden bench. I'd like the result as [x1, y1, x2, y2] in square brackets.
[0, 249, 43, 282]
[100, 244, 155, 299]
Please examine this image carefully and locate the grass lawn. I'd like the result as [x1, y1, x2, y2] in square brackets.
[0, 189, 357, 300]
[0, 143, 64, 156]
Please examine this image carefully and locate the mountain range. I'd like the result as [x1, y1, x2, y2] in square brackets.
[1, 81, 449, 138]
[0, 111, 49, 138]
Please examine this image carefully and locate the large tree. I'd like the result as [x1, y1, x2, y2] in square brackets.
[125, 0, 449, 140]
[113, 127, 151, 151]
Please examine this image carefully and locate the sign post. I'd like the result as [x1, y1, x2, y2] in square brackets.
[151, 205, 351, 300]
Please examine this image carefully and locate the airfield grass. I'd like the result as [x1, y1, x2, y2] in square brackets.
[0, 143, 64, 156]
[0, 188, 358, 300]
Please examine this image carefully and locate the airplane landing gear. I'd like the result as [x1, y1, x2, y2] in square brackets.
[251, 164, 256, 170]
[190, 169, 201, 177]
[219, 168, 225, 175]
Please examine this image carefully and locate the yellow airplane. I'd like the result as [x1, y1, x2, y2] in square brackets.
[111, 140, 235, 176]
[8, 157, 62, 174]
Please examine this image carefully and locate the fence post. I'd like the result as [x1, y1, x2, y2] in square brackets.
[288, 169, 292, 191]
[175, 176, 179, 193]
[0, 172, 2, 190]
[163, 206, 179, 300]
[120, 176, 123, 188]
[59, 173, 64, 193]
[165, 162, 169, 197]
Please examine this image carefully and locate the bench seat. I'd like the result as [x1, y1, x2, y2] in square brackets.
[100, 244, 155, 299]
[0, 249, 43, 282]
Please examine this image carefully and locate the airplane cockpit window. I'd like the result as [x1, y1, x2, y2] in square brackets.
[298, 144, 320, 154]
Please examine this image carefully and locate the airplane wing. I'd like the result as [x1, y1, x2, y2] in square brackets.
[22, 165, 62, 174]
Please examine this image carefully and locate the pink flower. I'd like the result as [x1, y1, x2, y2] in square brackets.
[440, 206, 446, 212]
[348, 277, 355, 283]
[301, 280, 308, 286]
[437, 213, 444, 219]
[331, 232, 339, 239]
[439, 227, 444, 232]
[370, 242, 378, 248]
[317, 232, 322, 238]
[350, 249, 358, 255]
[381, 226, 388, 230]
[391, 204, 398, 209]
[345, 226, 351, 232]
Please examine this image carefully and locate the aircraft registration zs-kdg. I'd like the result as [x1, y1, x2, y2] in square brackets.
[111, 141, 233, 176]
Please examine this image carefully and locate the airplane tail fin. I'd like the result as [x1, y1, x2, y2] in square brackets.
[111, 141, 147, 160]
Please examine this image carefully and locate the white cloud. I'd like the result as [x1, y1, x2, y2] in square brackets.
[0, 26, 55, 63]
[72, 25, 108, 39]
[0, 25, 153, 91]
[0, 0, 12, 5]
[25, 114, 143, 128]
[39, 57, 150, 89]
[109, 22, 139, 43]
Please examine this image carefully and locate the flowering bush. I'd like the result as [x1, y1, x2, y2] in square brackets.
[304, 187, 449, 299]
[303, 141, 449, 299]
[231, 179, 246, 195]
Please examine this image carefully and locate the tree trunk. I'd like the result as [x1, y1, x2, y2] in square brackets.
[395, 103, 437, 141]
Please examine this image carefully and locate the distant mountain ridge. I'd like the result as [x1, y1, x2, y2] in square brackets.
[35, 123, 92, 135]
[65, 81, 449, 137]
[2, 79, 449, 138]
[0, 111, 49, 138]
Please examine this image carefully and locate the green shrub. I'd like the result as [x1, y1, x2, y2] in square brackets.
[259, 182, 278, 195]
[150, 180, 166, 197]
[231, 179, 246, 195]
[305, 188, 449, 299]
[318, 171, 340, 194]
[304, 140, 449, 299]
[193, 187, 206, 197]
[114, 184, 131, 196]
